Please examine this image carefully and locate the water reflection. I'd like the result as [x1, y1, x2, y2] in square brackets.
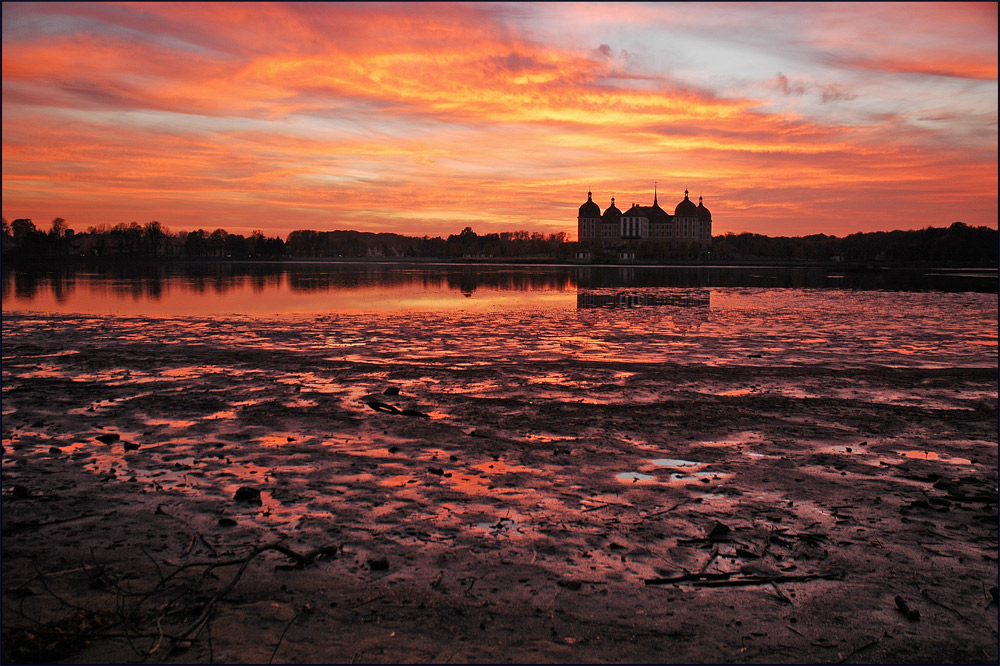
[2, 261, 996, 316]
[577, 289, 710, 309]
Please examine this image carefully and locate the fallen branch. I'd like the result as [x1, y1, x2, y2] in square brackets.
[643, 499, 694, 521]
[582, 501, 629, 513]
[160, 541, 337, 654]
[645, 570, 844, 587]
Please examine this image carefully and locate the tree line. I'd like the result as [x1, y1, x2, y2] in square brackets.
[2, 216, 995, 265]
[2, 219, 285, 259]
[710, 223, 997, 265]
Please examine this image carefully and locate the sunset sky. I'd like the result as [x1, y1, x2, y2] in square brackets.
[2, 2, 997, 240]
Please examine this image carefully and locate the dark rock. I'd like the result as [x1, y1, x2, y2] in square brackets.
[95, 433, 120, 444]
[48, 446, 62, 454]
[388, 446, 400, 453]
[123, 442, 140, 451]
[383, 387, 401, 396]
[368, 557, 389, 571]
[366, 400, 400, 414]
[233, 487, 262, 504]
[11, 485, 31, 499]
[401, 409, 430, 418]
[707, 521, 732, 540]
[428, 467, 444, 476]
[218, 517, 238, 527]
[557, 579, 583, 590]
[894, 595, 920, 621]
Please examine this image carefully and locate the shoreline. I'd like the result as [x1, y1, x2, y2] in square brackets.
[4, 254, 999, 271]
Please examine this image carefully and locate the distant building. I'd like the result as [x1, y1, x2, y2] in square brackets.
[577, 187, 712, 252]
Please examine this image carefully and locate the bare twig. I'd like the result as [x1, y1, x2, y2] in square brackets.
[196, 532, 219, 558]
[770, 581, 792, 605]
[920, 588, 968, 620]
[643, 499, 692, 521]
[140, 545, 166, 586]
[697, 545, 719, 575]
[268, 609, 302, 664]
[836, 638, 878, 663]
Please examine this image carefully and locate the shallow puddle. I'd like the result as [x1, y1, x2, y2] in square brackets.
[617, 471, 655, 482]
[896, 450, 973, 465]
[651, 458, 703, 468]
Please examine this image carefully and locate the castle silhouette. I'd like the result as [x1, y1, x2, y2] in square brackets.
[578, 188, 712, 251]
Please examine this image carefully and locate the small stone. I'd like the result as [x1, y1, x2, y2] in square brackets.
[95, 433, 120, 444]
[123, 442, 140, 451]
[383, 386, 401, 396]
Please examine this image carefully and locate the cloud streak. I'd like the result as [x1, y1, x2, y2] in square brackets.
[2, 1, 996, 238]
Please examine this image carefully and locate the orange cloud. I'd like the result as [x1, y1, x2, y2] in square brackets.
[2, 2, 996, 239]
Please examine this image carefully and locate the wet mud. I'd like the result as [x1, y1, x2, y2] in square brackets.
[2, 309, 997, 663]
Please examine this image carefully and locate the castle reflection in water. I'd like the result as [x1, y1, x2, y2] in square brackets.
[576, 290, 710, 309]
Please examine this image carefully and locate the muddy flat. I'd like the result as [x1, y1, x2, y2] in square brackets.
[2, 298, 997, 664]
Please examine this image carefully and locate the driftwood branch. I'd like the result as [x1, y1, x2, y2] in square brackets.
[173, 541, 337, 645]
[644, 570, 844, 587]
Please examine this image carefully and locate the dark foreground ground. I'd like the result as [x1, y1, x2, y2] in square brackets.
[2, 312, 997, 663]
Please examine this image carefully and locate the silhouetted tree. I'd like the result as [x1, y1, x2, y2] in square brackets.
[144, 221, 166, 257]
[184, 229, 208, 257]
[208, 229, 227, 257]
[11, 218, 35, 246]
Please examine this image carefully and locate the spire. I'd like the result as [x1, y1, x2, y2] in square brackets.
[654, 182, 658, 205]
[684, 188, 689, 199]
[587, 190, 593, 201]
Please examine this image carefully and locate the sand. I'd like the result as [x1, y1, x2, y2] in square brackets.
[1, 310, 997, 664]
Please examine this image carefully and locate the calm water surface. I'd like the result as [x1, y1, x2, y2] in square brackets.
[3, 262, 996, 371]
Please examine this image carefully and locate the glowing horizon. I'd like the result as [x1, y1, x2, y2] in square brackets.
[2, 2, 997, 240]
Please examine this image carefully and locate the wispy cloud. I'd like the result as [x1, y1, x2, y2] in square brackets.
[2, 1, 996, 238]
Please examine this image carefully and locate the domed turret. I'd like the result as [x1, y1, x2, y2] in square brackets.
[674, 189, 698, 218]
[697, 196, 712, 222]
[602, 196, 622, 221]
[579, 191, 601, 218]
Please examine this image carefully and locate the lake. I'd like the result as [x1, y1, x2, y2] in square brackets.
[3, 262, 996, 371]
